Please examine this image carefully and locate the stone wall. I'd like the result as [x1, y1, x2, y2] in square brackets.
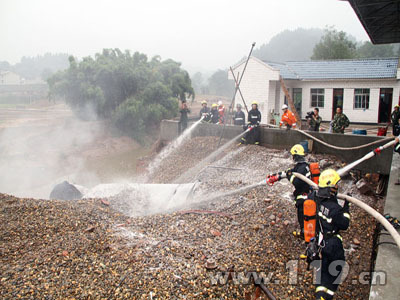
[160, 120, 393, 175]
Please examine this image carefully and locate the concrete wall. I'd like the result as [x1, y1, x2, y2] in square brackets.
[160, 120, 393, 175]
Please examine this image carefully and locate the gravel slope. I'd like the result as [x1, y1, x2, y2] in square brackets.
[0, 136, 383, 299]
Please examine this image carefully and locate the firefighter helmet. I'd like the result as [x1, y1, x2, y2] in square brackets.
[201, 100, 207, 105]
[319, 169, 341, 188]
[282, 104, 288, 110]
[218, 100, 223, 106]
[290, 144, 305, 156]
[252, 101, 258, 106]
[212, 103, 218, 108]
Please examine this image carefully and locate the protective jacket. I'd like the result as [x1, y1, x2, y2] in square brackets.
[308, 190, 350, 300]
[287, 161, 311, 198]
[286, 160, 311, 233]
[280, 110, 297, 128]
[391, 110, 400, 125]
[248, 108, 261, 125]
[394, 123, 400, 137]
[210, 109, 219, 124]
[218, 106, 225, 124]
[331, 113, 350, 134]
[199, 106, 210, 121]
[233, 110, 246, 126]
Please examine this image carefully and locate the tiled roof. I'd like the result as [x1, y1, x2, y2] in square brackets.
[264, 58, 399, 80]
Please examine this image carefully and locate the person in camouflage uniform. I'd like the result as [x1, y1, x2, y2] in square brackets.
[307, 107, 322, 131]
[391, 105, 400, 135]
[331, 107, 350, 134]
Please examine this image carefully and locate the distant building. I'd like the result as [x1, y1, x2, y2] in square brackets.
[229, 56, 400, 124]
[0, 71, 24, 85]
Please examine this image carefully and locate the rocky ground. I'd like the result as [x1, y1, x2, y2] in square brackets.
[0, 136, 384, 299]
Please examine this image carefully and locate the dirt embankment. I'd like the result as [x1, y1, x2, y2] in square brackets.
[0, 135, 384, 299]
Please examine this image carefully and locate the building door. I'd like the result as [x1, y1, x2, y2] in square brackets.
[293, 88, 302, 117]
[378, 88, 393, 123]
[332, 89, 344, 119]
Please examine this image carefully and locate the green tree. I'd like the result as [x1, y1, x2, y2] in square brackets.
[48, 48, 193, 142]
[207, 70, 234, 97]
[357, 41, 395, 58]
[253, 28, 324, 62]
[312, 27, 357, 60]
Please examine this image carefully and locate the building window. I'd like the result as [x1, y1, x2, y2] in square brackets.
[354, 88, 370, 109]
[310, 88, 324, 107]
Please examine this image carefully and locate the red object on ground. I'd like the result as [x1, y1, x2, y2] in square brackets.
[377, 127, 387, 136]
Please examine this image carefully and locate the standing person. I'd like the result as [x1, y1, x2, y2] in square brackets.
[199, 100, 210, 122]
[280, 104, 297, 130]
[241, 101, 262, 145]
[391, 105, 400, 135]
[209, 103, 219, 124]
[178, 102, 190, 134]
[233, 103, 246, 126]
[266, 144, 311, 237]
[307, 108, 322, 131]
[394, 118, 400, 137]
[217, 100, 225, 124]
[331, 107, 350, 134]
[307, 169, 350, 300]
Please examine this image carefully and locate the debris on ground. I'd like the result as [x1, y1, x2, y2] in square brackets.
[0, 136, 383, 299]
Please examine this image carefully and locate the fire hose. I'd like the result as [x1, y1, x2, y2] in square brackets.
[336, 139, 397, 176]
[263, 123, 395, 151]
[297, 129, 395, 151]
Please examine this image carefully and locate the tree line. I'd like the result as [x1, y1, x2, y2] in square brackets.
[0, 53, 70, 80]
[48, 49, 194, 142]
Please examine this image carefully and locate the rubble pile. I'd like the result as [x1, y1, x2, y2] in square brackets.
[0, 136, 383, 299]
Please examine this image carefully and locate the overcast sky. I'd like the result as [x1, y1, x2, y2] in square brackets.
[0, 0, 369, 73]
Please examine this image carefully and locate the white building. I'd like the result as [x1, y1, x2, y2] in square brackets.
[0, 71, 24, 85]
[229, 56, 400, 124]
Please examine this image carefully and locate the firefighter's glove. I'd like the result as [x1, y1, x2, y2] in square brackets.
[285, 169, 293, 178]
[266, 174, 280, 186]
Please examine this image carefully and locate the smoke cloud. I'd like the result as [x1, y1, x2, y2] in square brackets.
[0, 108, 103, 199]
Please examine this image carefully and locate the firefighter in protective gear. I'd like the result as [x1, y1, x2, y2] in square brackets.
[199, 100, 210, 122]
[209, 103, 219, 124]
[241, 101, 262, 144]
[233, 103, 246, 126]
[307, 169, 350, 300]
[266, 144, 311, 235]
[218, 100, 225, 124]
[280, 104, 297, 129]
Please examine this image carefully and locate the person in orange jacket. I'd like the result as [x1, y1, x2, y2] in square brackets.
[217, 100, 225, 124]
[280, 104, 297, 130]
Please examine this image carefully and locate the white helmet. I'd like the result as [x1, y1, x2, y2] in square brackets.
[282, 104, 288, 110]
[218, 100, 223, 106]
